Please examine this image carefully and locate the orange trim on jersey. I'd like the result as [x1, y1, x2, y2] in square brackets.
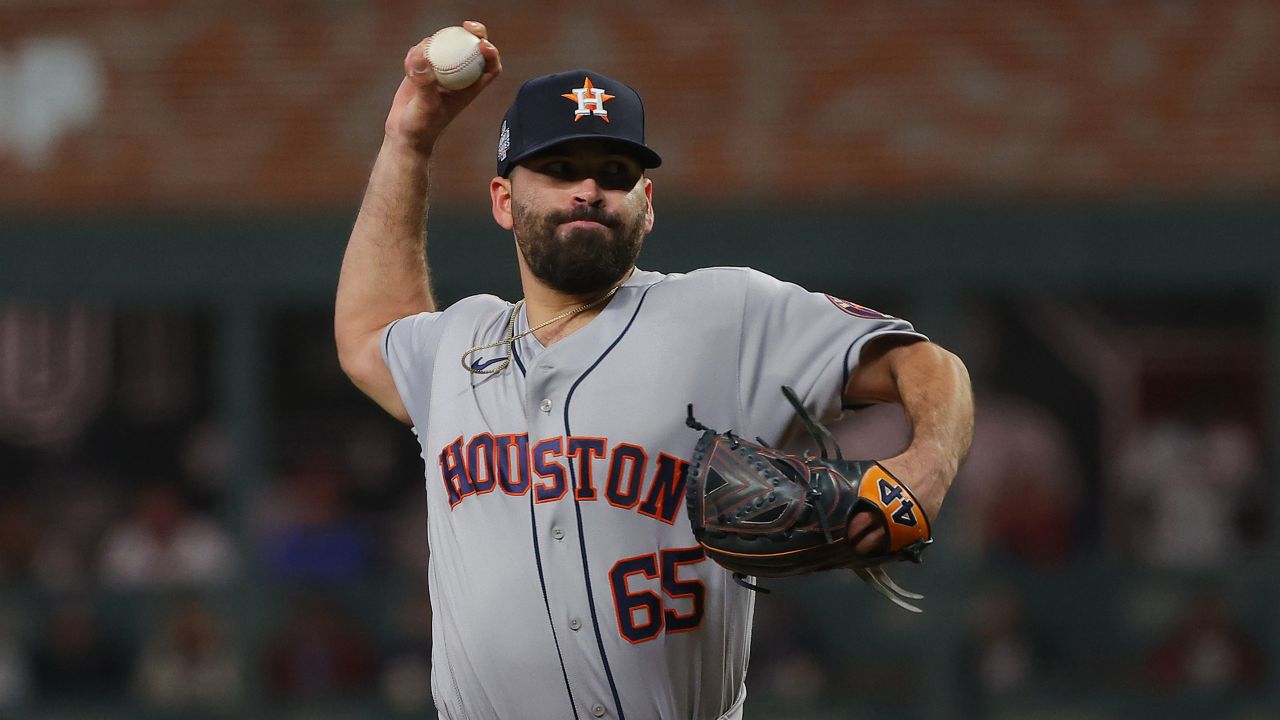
[533, 437, 568, 503]
[662, 546, 707, 635]
[566, 436, 607, 501]
[637, 453, 690, 525]
[604, 442, 648, 510]
[495, 433, 532, 496]
[608, 553, 662, 645]
[466, 433, 498, 495]
[439, 435, 470, 508]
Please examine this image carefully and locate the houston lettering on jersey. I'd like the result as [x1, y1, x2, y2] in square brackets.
[438, 434, 690, 523]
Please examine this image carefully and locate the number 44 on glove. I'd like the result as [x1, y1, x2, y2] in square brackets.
[684, 386, 933, 613]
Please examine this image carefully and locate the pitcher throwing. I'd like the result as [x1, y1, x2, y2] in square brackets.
[334, 20, 974, 720]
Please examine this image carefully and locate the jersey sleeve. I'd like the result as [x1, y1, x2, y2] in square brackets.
[380, 310, 446, 426]
[737, 268, 925, 439]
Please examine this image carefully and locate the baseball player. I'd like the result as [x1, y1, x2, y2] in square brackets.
[334, 22, 974, 720]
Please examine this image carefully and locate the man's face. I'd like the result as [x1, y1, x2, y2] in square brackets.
[506, 140, 653, 296]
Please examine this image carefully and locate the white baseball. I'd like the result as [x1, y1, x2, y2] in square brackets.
[425, 26, 485, 90]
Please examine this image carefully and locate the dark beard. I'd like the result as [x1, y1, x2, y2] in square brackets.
[513, 199, 646, 296]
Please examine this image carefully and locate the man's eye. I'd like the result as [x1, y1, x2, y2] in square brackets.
[543, 161, 570, 177]
[608, 161, 640, 178]
[600, 162, 640, 189]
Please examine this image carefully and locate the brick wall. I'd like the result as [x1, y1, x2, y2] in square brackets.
[1, 0, 1277, 209]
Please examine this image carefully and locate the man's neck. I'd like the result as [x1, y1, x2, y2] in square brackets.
[520, 267, 633, 346]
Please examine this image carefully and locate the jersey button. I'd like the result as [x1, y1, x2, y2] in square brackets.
[540, 398, 553, 413]
[591, 703, 606, 717]
[569, 618, 582, 631]
[552, 527, 565, 540]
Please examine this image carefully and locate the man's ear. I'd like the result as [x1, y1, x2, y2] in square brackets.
[643, 177, 655, 234]
[491, 176, 514, 230]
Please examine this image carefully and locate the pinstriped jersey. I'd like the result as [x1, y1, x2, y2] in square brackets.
[381, 266, 923, 720]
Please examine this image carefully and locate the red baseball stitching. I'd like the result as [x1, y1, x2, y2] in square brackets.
[426, 33, 482, 74]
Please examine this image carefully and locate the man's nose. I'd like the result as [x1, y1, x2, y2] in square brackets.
[572, 176, 604, 206]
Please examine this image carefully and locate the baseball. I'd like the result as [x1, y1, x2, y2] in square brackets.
[425, 26, 485, 90]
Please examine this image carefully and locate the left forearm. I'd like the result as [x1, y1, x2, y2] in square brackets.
[885, 342, 974, 515]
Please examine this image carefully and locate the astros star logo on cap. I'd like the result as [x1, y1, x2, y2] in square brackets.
[562, 76, 614, 122]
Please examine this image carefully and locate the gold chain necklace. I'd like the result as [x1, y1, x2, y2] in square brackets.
[461, 285, 621, 375]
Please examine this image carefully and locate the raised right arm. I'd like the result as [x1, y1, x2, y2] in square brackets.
[334, 22, 502, 423]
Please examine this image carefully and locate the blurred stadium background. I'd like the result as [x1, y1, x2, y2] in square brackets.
[1, 1, 1278, 718]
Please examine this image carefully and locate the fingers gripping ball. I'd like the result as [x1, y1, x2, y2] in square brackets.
[684, 386, 934, 612]
[425, 26, 485, 90]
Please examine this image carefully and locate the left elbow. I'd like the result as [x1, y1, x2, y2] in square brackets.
[927, 342, 971, 386]
[894, 342, 972, 398]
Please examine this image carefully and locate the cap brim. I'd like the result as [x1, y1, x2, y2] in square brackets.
[504, 134, 661, 176]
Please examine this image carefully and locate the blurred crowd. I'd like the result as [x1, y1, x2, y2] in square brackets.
[0, 300, 1271, 718]
[0, 416, 436, 714]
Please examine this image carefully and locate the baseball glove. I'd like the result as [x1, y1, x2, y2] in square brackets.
[684, 386, 933, 612]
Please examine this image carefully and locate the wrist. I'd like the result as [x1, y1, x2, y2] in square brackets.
[383, 130, 437, 161]
[881, 445, 955, 517]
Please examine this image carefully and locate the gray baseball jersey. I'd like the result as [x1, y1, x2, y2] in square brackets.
[381, 266, 923, 720]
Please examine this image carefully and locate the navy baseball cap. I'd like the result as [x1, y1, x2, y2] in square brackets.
[496, 69, 662, 177]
